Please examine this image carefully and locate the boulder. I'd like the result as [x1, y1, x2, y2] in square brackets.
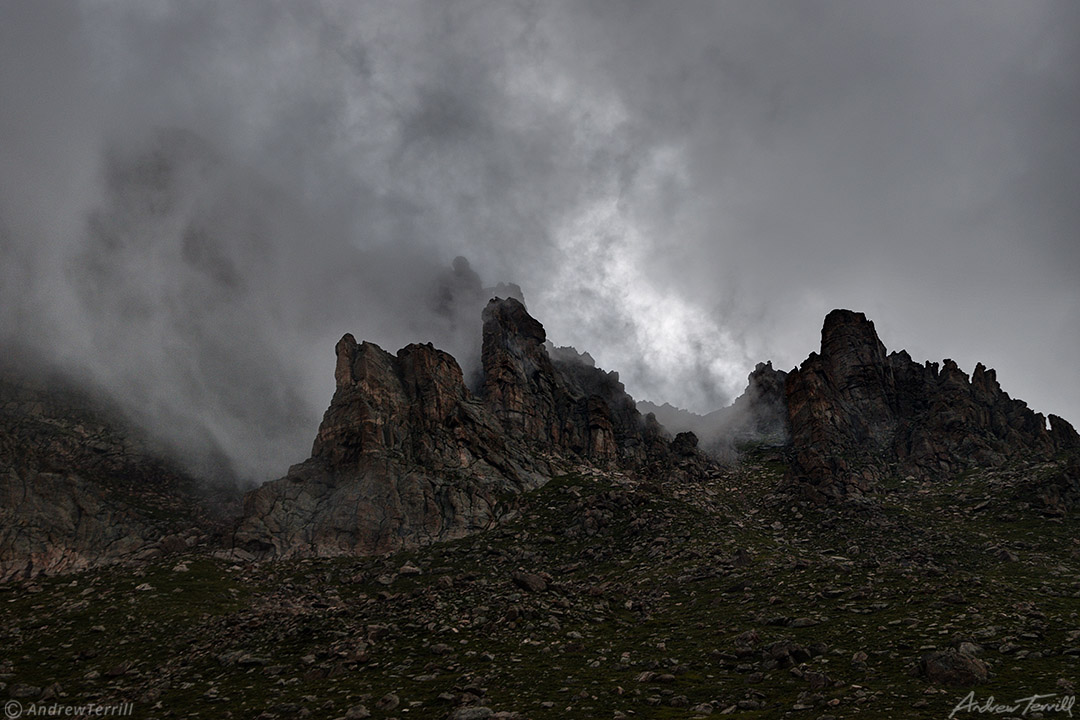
[919, 649, 989, 686]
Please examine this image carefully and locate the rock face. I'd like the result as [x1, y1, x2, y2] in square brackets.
[481, 298, 565, 445]
[0, 365, 224, 581]
[237, 297, 698, 557]
[481, 299, 681, 473]
[786, 310, 1080, 502]
[236, 337, 545, 557]
[483, 298, 670, 466]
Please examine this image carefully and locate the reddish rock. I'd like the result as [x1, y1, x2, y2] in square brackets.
[236, 297, 707, 558]
[235, 337, 546, 557]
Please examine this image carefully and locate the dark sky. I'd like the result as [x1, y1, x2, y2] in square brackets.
[2, 1, 1078, 480]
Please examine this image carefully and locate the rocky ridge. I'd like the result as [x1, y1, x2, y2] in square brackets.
[785, 309, 1080, 504]
[6, 304, 1079, 580]
[235, 297, 707, 558]
[4, 305, 1080, 719]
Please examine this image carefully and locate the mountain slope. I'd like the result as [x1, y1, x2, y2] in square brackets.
[0, 362, 234, 581]
[3, 447, 1079, 719]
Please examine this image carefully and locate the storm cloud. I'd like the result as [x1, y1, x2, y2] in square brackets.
[1, 1, 1077, 480]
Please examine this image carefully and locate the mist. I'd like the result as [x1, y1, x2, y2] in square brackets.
[2, 1, 1077, 481]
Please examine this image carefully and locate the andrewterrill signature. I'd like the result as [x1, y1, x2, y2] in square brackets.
[949, 691, 1076, 718]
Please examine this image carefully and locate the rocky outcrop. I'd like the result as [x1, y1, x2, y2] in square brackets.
[637, 361, 789, 461]
[481, 298, 671, 466]
[480, 298, 565, 445]
[235, 337, 547, 557]
[237, 297, 704, 558]
[0, 365, 224, 581]
[787, 310, 1080, 502]
[1018, 454, 1080, 516]
[726, 362, 790, 446]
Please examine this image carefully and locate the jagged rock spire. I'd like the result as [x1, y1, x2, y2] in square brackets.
[786, 309, 1080, 503]
[235, 296, 703, 558]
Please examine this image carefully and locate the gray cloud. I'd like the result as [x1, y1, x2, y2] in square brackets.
[1, 0, 1077, 480]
